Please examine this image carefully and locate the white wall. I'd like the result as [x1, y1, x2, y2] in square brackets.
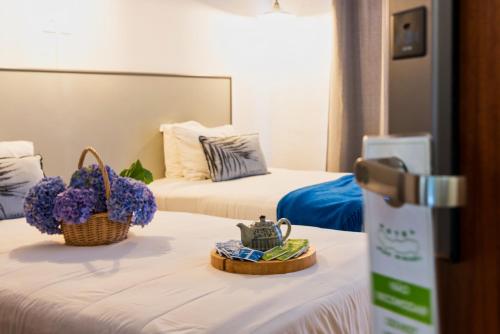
[0, 0, 332, 170]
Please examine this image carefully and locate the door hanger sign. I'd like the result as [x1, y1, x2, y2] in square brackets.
[363, 135, 439, 334]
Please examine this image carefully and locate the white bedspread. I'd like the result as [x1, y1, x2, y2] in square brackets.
[149, 168, 347, 221]
[0, 211, 370, 334]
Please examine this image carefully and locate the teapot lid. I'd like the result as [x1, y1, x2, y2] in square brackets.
[255, 215, 273, 226]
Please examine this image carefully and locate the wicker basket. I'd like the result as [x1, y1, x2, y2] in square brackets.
[62, 147, 130, 246]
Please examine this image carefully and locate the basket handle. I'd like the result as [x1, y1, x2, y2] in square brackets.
[78, 147, 111, 200]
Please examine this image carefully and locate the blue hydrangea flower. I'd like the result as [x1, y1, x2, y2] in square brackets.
[107, 177, 156, 227]
[24, 177, 66, 234]
[53, 188, 98, 224]
[69, 164, 117, 213]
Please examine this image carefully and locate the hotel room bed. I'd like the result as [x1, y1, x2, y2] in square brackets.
[0, 211, 369, 334]
[149, 168, 349, 221]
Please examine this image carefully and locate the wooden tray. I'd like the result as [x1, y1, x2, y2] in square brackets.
[211, 246, 316, 275]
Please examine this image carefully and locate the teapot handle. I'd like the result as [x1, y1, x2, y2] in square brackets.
[277, 218, 292, 243]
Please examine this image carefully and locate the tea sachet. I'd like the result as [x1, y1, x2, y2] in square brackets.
[215, 240, 264, 262]
[262, 239, 309, 261]
[215, 240, 243, 259]
[232, 248, 264, 262]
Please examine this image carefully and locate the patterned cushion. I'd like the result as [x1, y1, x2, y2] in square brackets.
[173, 124, 236, 180]
[199, 134, 268, 182]
[0, 156, 44, 220]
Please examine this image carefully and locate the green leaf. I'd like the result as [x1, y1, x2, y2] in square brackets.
[119, 160, 154, 184]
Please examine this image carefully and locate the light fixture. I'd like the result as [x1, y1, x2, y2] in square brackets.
[262, 0, 292, 16]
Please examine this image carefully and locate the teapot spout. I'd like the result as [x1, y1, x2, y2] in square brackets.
[237, 223, 252, 244]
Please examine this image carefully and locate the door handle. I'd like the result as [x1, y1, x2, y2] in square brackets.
[354, 157, 466, 208]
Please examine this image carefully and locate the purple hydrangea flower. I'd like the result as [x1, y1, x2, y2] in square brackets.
[53, 188, 98, 224]
[24, 177, 66, 234]
[107, 177, 157, 227]
[69, 164, 117, 213]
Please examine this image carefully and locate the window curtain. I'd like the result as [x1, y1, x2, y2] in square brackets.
[327, 0, 385, 172]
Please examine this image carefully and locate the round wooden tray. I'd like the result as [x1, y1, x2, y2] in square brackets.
[211, 246, 316, 275]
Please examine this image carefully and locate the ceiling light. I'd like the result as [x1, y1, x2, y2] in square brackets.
[262, 0, 292, 16]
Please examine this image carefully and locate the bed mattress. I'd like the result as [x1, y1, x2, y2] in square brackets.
[0, 211, 369, 334]
[149, 168, 347, 221]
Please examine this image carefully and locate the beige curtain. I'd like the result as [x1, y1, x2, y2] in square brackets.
[327, 0, 384, 172]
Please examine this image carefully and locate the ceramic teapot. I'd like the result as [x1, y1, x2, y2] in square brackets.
[237, 215, 292, 251]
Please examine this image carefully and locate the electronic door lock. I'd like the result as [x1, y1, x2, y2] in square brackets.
[354, 157, 466, 208]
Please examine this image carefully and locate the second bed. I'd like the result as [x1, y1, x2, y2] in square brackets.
[149, 168, 349, 222]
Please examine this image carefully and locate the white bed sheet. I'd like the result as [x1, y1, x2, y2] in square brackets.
[149, 168, 348, 221]
[0, 211, 370, 334]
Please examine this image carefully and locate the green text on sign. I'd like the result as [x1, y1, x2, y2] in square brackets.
[372, 272, 433, 325]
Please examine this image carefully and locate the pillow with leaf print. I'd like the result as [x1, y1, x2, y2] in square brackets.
[199, 133, 269, 182]
[172, 124, 236, 180]
[0, 156, 44, 220]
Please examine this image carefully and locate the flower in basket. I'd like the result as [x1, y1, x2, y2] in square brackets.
[24, 163, 157, 236]
[53, 188, 98, 224]
[69, 164, 117, 213]
[23, 144, 158, 248]
[24, 177, 67, 234]
[107, 177, 157, 227]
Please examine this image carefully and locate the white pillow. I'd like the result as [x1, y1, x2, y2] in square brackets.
[172, 124, 236, 180]
[160, 121, 203, 178]
[0, 141, 34, 158]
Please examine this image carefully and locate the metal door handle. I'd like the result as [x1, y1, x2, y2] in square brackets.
[354, 157, 466, 208]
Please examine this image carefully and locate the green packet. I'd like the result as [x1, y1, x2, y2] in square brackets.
[262, 239, 309, 261]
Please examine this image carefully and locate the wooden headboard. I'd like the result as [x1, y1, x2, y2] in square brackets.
[0, 68, 232, 181]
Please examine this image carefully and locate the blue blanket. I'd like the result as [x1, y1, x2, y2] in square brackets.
[277, 175, 363, 232]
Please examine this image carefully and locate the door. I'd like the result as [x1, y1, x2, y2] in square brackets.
[437, 0, 500, 332]
[355, 0, 499, 333]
